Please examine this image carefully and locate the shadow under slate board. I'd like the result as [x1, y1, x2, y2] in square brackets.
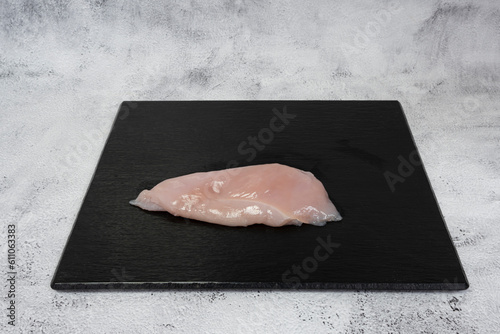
[51, 101, 469, 290]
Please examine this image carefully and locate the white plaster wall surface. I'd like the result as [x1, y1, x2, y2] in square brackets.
[0, 0, 499, 333]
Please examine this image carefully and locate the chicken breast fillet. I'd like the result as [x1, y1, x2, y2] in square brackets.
[130, 163, 342, 227]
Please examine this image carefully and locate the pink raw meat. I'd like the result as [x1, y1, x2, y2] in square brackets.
[130, 163, 342, 227]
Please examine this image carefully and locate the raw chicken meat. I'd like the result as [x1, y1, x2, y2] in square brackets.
[130, 163, 342, 227]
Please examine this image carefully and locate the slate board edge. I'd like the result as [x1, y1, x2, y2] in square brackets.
[50, 102, 129, 290]
[52, 281, 468, 291]
[395, 101, 469, 290]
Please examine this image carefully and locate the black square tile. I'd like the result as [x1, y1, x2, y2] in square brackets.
[51, 101, 468, 290]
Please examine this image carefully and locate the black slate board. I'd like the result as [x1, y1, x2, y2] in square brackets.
[51, 101, 469, 290]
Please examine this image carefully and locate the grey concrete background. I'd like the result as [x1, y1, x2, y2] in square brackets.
[1, 0, 499, 333]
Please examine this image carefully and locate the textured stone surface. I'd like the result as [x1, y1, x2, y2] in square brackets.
[0, 0, 499, 333]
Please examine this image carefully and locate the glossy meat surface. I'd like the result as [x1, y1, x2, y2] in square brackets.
[130, 163, 342, 227]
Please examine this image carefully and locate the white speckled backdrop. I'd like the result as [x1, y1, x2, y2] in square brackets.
[1, 0, 499, 333]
